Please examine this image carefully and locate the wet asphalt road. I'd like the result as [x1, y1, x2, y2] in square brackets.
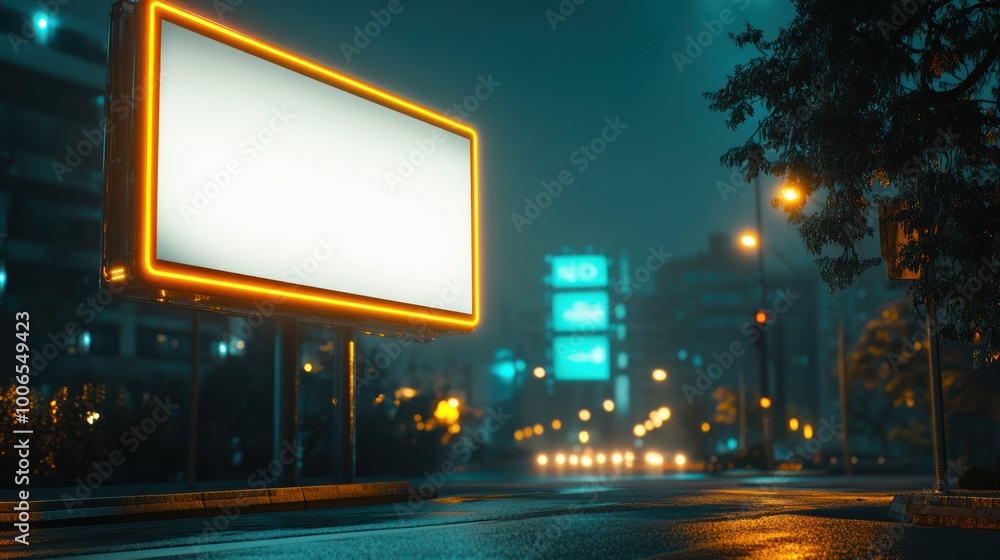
[4, 474, 999, 559]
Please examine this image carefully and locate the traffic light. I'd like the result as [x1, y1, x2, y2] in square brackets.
[754, 310, 767, 325]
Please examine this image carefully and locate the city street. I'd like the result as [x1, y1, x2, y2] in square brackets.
[5, 474, 998, 559]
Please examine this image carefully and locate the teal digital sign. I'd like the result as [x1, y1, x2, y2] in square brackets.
[553, 335, 611, 381]
[551, 255, 608, 288]
[552, 291, 608, 332]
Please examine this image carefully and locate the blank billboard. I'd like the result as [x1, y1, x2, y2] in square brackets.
[103, 1, 479, 333]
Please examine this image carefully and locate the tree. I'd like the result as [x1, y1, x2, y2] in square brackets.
[707, 0, 1000, 362]
[846, 298, 1000, 462]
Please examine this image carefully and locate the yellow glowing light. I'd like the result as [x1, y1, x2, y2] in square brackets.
[303, 363, 313, 373]
[611, 452, 623, 465]
[740, 233, 759, 248]
[789, 418, 799, 431]
[658, 407, 671, 421]
[634, 425, 647, 437]
[235, 340, 246, 350]
[803, 424, 814, 439]
[645, 452, 664, 466]
[447, 397, 459, 408]
[596, 453, 607, 464]
[675, 453, 687, 466]
[534, 423, 544, 435]
[603, 399, 615, 412]
[644, 420, 654, 431]
[434, 400, 460, 424]
[537, 454, 548, 466]
[533, 367, 546, 379]
[514, 430, 524, 441]
[579, 430, 590, 444]
[569, 454, 579, 466]
[414, 414, 422, 422]
[625, 451, 635, 462]
[448, 424, 461, 434]
[551, 419, 562, 430]
[524, 426, 534, 437]
[555, 453, 566, 465]
[398, 387, 417, 399]
[760, 397, 772, 409]
[652, 417, 663, 428]
[139, 1, 480, 331]
[652, 369, 667, 382]
[581, 455, 593, 468]
[780, 186, 801, 203]
[578, 409, 591, 422]
[701, 422, 711, 433]
[108, 267, 126, 282]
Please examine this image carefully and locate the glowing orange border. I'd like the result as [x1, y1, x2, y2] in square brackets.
[139, 1, 479, 330]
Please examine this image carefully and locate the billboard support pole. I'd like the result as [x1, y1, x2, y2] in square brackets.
[275, 318, 300, 486]
[337, 327, 356, 482]
[187, 311, 199, 489]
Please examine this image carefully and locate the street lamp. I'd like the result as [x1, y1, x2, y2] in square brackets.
[780, 185, 802, 203]
[602, 399, 615, 412]
[578, 409, 591, 422]
[533, 367, 546, 379]
[652, 368, 668, 382]
[739, 233, 759, 248]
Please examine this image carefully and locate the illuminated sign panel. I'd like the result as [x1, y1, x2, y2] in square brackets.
[551, 255, 608, 288]
[552, 291, 608, 332]
[553, 335, 611, 381]
[102, 1, 479, 334]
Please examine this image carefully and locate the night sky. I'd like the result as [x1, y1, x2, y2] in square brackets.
[64, 0, 813, 351]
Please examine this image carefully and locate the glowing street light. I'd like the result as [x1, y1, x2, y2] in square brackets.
[633, 424, 647, 437]
[789, 417, 800, 431]
[537, 454, 548, 466]
[701, 422, 711, 433]
[555, 453, 566, 465]
[803, 424, 814, 439]
[578, 409, 591, 422]
[602, 399, 615, 412]
[644, 451, 664, 466]
[578, 430, 590, 444]
[533, 423, 544, 435]
[759, 397, 772, 409]
[533, 367, 546, 379]
[551, 419, 562, 430]
[740, 233, 759, 249]
[780, 185, 802, 203]
[675, 453, 687, 466]
[658, 406, 671, 421]
[652, 368, 668, 382]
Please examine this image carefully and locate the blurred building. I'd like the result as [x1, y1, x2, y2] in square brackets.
[0, 2, 230, 383]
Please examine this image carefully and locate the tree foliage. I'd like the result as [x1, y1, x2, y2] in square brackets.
[707, 0, 1000, 362]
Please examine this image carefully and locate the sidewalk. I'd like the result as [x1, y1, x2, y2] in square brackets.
[2, 480, 419, 527]
[890, 491, 1000, 530]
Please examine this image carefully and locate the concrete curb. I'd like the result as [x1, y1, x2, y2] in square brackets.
[1, 481, 421, 527]
[889, 491, 1000, 530]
